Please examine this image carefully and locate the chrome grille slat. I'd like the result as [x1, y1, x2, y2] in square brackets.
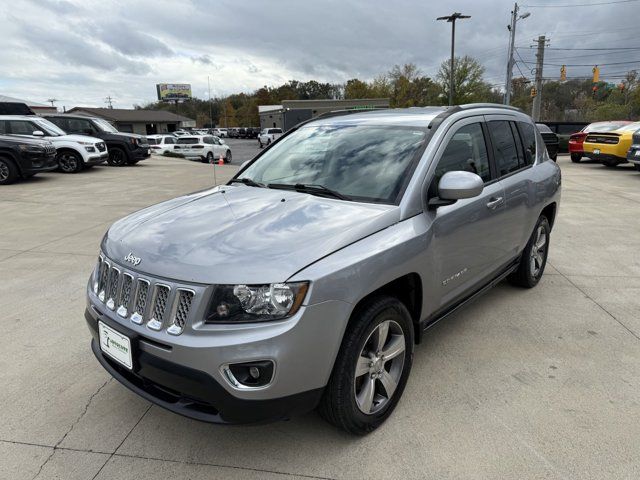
[117, 273, 133, 317]
[106, 267, 120, 310]
[131, 279, 150, 324]
[167, 289, 194, 335]
[97, 260, 110, 302]
[148, 284, 170, 331]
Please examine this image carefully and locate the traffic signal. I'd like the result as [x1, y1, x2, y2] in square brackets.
[560, 65, 566, 82]
[530, 87, 537, 97]
[592, 66, 600, 83]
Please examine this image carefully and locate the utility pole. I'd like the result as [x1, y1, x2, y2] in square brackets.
[207, 76, 213, 128]
[437, 12, 471, 106]
[504, 3, 530, 104]
[531, 35, 546, 121]
[104, 96, 114, 109]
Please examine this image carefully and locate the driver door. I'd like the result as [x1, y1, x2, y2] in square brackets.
[425, 118, 509, 311]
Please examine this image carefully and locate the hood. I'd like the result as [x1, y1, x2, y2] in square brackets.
[51, 134, 104, 145]
[103, 185, 399, 284]
[110, 132, 145, 141]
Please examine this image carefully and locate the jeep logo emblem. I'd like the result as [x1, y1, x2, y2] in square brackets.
[124, 252, 142, 266]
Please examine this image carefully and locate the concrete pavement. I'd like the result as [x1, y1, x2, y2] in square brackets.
[0, 154, 639, 479]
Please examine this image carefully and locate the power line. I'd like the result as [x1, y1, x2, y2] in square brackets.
[524, 0, 638, 7]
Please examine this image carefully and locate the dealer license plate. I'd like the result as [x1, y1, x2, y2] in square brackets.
[593, 149, 600, 155]
[98, 321, 133, 369]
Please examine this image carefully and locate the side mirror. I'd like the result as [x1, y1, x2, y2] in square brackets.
[32, 130, 45, 137]
[439, 171, 484, 200]
[429, 171, 483, 209]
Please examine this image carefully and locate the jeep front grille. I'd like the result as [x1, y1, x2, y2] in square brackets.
[96, 142, 106, 152]
[92, 257, 196, 335]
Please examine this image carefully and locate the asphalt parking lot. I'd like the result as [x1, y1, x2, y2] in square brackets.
[1, 154, 639, 479]
[221, 138, 262, 165]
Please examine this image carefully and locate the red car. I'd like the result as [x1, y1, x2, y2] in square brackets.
[569, 121, 632, 163]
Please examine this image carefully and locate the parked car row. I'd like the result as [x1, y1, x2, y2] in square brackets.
[568, 120, 640, 170]
[0, 102, 152, 184]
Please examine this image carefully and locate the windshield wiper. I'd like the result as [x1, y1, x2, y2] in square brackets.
[228, 177, 265, 188]
[268, 183, 351, 200]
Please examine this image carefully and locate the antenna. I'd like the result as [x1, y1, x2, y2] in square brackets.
[105, 96, 114, 109]
[46, 98, 57, 107]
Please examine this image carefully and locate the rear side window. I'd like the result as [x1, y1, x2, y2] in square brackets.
[48, 117, 68, 131]
[517, 122, 536, 166]
[487, 121, 520, 176]
[164, 136, 175, 144]
[0, 121, 6, 134]
[435, 123, 491, 183]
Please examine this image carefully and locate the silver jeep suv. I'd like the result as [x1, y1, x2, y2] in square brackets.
[85, 104, 561, 434]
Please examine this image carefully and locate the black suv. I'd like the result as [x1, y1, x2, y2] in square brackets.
[0, 135, 58, 184]
[45, 115, 151, 166]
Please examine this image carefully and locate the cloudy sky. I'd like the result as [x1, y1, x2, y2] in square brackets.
[1, 0, 639, 109]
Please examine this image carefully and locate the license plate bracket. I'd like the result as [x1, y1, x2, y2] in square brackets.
[98, 321, 133, 370]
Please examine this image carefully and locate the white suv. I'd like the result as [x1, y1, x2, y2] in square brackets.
[258, 128, 283, 148]
[0, 116, 107, 173]
[174, 135, 232, 163]
[147, 134, 177, 154]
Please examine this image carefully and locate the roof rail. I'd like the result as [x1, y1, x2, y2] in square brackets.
[458, 103, 523, 112]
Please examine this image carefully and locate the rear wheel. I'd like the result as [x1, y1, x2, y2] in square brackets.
[57, 151, 83, 173]
[205, 152, 214, 164]
[225, 150, 232, 164]
[107, 147, 127, 166]
[570, 153, 582, 163]
[509, 216, 550, 288]
[0, 157, 18, 185]
[318, 296, 414, 435]
[634, 164, 640, 172]
[602, 160, 618, 168]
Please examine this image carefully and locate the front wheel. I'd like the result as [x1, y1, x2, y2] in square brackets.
[509, 216, 550, 288]
[107, 147, 127, 166]
[318, 296, 414, 435]
[570, 153, 582, 163]
[634, 164, 640, 172]
[0, 157, 18, 185]
[57, 151, 83, 173]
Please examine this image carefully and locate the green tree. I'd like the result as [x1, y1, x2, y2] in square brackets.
[436, 56, 491, 104]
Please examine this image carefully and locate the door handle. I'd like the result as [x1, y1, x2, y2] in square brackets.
[486, 197, 504, 210]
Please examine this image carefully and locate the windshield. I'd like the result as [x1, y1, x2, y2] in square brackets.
[238, 125, 427, 204]
[93, 118, 118, 133]
[33, 118, 66, 136]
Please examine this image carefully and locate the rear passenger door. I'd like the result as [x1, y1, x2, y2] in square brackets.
[485, 117, 537, 258]
[427, 117, 510, 310]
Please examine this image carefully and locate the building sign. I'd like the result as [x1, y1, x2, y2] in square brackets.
[156, 83, 192, 101]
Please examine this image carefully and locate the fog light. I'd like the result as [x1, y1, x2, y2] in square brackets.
[223, 360, 274, 389]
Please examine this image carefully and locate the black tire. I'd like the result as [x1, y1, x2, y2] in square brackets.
[57, 151, 83, 173]
[634, 164, 640, 172]
[267, 139, 271, 146]
[225, 150, 232, 164]
[205, 152, 214, 164]
[570, 153, 582, 163]
[602, 160, 618, 168]
[258, 141, 263, 148]
[126, 159, 139, 165]
[509, 215, 551, 288]
[0, 157, 19, 185]
[318, 296, 414, 435]
[107, 147, 128, 166]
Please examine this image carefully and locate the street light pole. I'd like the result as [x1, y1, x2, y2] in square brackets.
[437, 12, 471, 106]
[504, 3, 530, 105]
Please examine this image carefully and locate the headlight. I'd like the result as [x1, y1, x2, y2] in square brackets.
[130, 137, 139, 146]
[76, 141, 94, 146]
[18, 144, 44, 153]
[205, 282, 308, 323]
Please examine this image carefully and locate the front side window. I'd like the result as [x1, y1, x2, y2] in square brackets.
[487, 121, 520, 176]
[239, 125, 427, 204]
[434, 123, 491, 183]
[67, 118, 94, 134]
[7, 120, 36, 135]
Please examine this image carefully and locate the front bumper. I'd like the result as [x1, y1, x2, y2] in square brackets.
[22, 153, 58, 175]
[85, 283, 351, 423]
[626, 145, 640, 165]
[85, 152, 108, 165]
[130, 146, 151, 160]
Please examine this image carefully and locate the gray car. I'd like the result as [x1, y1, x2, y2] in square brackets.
[85, 104, 561, 434]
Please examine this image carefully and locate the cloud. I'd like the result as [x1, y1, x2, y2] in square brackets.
[2, 0, 639, 107]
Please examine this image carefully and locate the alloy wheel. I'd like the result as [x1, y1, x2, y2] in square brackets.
[354, 320, 406, 415]
[58, 153, 78, 172]
[530, 225, 547, 278]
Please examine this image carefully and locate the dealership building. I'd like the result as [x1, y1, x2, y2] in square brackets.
[259, 98, 390, 131]
[67, 107, 195, 135]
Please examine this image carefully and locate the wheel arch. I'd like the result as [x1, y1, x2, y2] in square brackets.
[347, 273, 423, 344]
[541, 202, 557, 229]
[0, 152, 23, 176]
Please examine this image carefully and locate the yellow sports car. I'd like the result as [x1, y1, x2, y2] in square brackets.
[582, 121, 640, 167]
